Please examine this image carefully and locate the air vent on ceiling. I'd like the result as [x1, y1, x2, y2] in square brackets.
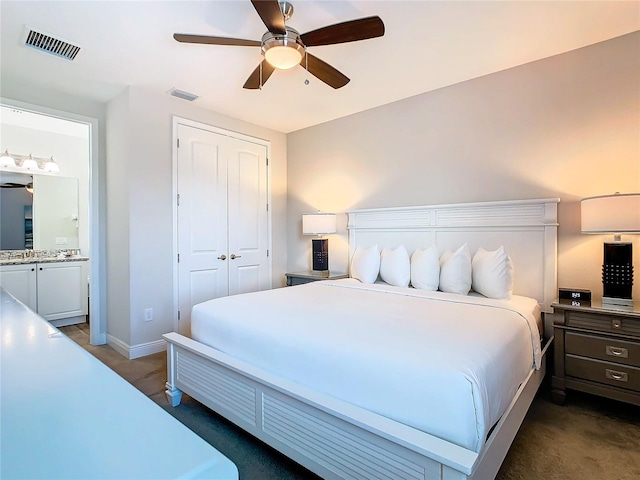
[22, 26, 81, 61]
[168, 88, 198, 102]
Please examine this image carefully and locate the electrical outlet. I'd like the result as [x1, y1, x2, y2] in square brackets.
[144, 308, 153, 322]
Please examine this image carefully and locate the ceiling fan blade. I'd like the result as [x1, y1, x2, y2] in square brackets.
[302, 53, 350, 89]
[243, 60, 276, 89]
[251, 0, 286, 34]
[300, 16, 385, 47]
[173, 33, 261, 47]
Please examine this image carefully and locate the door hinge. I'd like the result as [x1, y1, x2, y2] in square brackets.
[266, 203, 269, 211]
[266, 157, 269, 166]
[267, 249, 269, 257]
[178, 310, 181, 320]
[177, 193, 180, 206]
[177, 138, 180, 148]
[177, 253, 180, 263]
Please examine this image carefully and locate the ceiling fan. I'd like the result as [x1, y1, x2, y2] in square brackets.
[173, 0, 385, 90]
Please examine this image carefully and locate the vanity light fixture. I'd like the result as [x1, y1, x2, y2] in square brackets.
[0, 151, 61, 174]
[43, 157, 60, 173]
[21, 154, 39, 170]
[0, 150, 16, 167]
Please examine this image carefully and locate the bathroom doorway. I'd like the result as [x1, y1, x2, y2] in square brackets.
[0, 99, 105, 345]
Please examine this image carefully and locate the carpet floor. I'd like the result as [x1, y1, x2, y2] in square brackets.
[59, 323, 640, 480]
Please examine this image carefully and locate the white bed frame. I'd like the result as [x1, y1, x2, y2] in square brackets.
[164, 198, 559, 480]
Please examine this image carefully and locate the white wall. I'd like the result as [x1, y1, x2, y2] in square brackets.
[287, 32, 640, 301]
[105, 90, 131, 345]
[106, 86, 287, 355]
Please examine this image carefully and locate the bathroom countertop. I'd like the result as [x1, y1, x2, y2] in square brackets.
[0, 256, 89, 266]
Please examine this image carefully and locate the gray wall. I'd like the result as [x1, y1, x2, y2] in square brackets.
[287, 32, 640, 301]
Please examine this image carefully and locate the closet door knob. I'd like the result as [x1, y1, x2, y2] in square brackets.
[217, 255, 227, 261]
[230, 254, 242, 260]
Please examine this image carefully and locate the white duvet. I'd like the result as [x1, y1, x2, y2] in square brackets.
[191, 279, 541, 453]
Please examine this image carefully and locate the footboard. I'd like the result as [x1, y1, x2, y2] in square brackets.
[164, 332, 549, 480]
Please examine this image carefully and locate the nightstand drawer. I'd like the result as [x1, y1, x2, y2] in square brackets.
[285, 271, 349, 287]
[566, 355, 640, 392]
[565, 332, 640, 368]
[287, 276, 315, 286]
[565, 310, 640, 337]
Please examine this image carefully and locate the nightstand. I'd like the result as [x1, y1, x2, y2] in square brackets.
[285, 271, 349, 286]
[551, 300, 640, 406]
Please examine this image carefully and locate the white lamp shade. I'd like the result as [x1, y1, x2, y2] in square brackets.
[581, 193, 640, 233]
[302, 213, 336, 235]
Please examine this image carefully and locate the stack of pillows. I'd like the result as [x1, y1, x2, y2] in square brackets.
[350, 244, 514, 300]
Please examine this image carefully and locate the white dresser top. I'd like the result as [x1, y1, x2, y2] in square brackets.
[0, 289, 238, 479]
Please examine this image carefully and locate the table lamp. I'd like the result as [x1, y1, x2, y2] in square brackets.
[581, 193, 640, 307]
[302, 212, 336, 274]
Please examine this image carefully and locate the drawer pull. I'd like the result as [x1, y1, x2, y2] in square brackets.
[605, 369, 628, 383]
[611, 319, 622, 329]
[605, 345, 628, 358]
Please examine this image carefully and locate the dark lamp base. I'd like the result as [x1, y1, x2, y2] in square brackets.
[312, 238, 329, 272]
[602, 242, 633, 306]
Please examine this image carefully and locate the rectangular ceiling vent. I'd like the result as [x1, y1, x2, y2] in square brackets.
[22, 26, 81, 61]
[169, 88, 199, 102]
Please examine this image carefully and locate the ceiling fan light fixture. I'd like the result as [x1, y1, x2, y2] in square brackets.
[262, 29, 304, 70]
[264, 44, 303, 69]
[173, 1, 385, 89]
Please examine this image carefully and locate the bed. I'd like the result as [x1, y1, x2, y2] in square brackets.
[164, 198, 559, 480]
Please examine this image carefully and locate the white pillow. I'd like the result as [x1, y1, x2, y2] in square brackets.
[380, 246, 410, 287]
[350, 245, 380, 284]
[410, 246, 440, 290]
[472, 246, 514, 299]
[439, 244, 472, 295]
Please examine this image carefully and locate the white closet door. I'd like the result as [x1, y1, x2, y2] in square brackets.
[177, 125, 229, 336]
[227, 137, 269, 296]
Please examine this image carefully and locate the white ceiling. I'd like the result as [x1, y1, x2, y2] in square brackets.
[1, 1, 638, 133]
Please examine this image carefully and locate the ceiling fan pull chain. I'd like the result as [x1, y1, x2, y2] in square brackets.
[259, 61, 263, 90]
[304, 48, 309, 85]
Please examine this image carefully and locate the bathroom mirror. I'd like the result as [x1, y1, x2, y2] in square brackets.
[0, 171, 79, 250]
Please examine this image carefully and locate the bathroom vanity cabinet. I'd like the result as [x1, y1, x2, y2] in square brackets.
[0, 259, 88, 326]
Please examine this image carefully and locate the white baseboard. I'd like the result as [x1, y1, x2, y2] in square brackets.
[107, 334, 166, 359]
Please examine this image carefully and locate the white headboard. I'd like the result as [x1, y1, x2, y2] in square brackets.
[347, 198, 559, 313]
